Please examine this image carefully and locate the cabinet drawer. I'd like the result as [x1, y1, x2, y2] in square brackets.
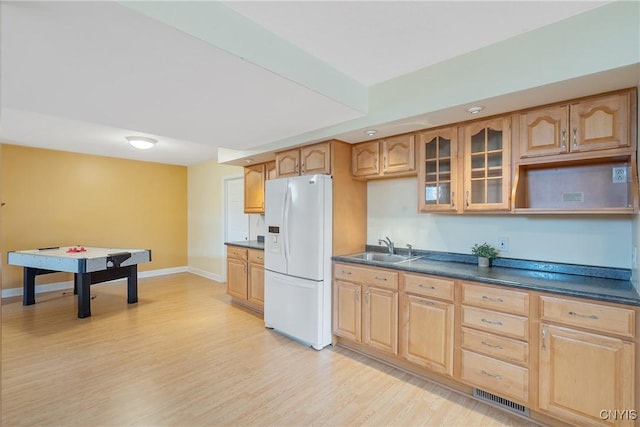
[248, 250, 264, 265]
[461, 282, 529, 315]
[403, 273, 454, 302]
[540, 295, 635, 338]
[334, 263, 398, 290]
[227, 246, 248, 261]
[461, 350, 529, 404]
[462, 306, 529, 340]
[461, 327, 529, 366]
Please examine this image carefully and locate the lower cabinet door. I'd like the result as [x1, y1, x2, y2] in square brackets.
[401, 294, 453, 375]
[226, 258, 247, 299]
[334, 280, 362, 342]
[539, 324, 636, 427]
[364, 286, 398, 355]
[248, 263, 264, 308]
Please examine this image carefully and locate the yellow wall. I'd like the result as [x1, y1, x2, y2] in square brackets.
[1, 144, 188, 289]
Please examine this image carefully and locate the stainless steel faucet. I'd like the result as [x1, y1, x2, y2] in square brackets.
[406, 243, 413, 257]
[378, 236, 394, 254]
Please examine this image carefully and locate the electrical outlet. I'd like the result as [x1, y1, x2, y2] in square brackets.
[612, 167, 627, 183]
[497, 237, 509, 252]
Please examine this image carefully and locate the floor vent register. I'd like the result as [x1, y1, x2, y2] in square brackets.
[472, 388, 530, 417]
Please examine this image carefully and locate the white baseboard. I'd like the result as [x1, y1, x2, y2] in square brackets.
[1, 266, 190, 299]
[187, 266, 224, 283]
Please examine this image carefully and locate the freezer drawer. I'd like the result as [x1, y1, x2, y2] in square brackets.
[264, 270, 331, 350]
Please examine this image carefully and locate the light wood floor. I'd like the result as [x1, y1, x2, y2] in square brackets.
[2, 273, 538, 426]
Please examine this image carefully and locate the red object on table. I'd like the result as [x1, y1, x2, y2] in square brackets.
[67, 246, 86, 253]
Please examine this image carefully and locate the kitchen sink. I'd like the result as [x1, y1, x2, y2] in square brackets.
[348, 252, 419, 264]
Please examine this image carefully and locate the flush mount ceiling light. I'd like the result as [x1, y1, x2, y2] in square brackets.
[364, 129, 377, 136]
[466, 106, 484, 114]
[126, 136, 157, 150]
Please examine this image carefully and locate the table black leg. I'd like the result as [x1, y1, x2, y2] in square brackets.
[23, 267, 36, 306]
[127, 265, 138, 304]
[77, 272, 91, 318]
[73, 274, 78, 295]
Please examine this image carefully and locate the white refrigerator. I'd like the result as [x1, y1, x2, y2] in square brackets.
[264, 174, 332, 350]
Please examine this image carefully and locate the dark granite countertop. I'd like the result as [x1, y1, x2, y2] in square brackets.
[332, 250, 640, 307]
[224, 240, 265, 250]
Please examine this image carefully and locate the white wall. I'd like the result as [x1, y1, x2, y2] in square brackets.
[187, 160, 243, 281]
[368, 178, 633, 269]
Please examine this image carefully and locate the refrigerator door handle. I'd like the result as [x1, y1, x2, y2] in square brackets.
[283, 185, 291, 264]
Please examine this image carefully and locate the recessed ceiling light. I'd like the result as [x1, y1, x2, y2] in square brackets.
[364, 129, 377, 136]
[467, 106, 484, 114]
[245, 158, 253, 164]
[126, 136, 157, 150]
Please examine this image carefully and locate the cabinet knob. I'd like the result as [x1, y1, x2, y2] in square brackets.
[561, 129, 567, 149]
[572, 128, 578, 148]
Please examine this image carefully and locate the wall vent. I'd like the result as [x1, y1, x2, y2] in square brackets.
[473, 388, 530, 417]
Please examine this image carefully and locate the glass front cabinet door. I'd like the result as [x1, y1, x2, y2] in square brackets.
[418, 127, 459, 212]
[462, 117, 511, 211]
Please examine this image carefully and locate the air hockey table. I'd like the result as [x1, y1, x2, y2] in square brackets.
[7, 246, 151, 318]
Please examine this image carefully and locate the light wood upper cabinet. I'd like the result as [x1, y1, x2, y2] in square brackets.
[352, 141, 379, 177]
[382, 134, 415, 174]
[462, 117, 511, 211]
[275, 148, 300, 177]
[275, 142, 331, 177]
[300, 142, 331, 175]
[352, 134, 416, 179]
[244, 164, 265, 214]
[265, 161, 277, 181]
[519, 91, 631, 159]
[418, 127, 459, 212]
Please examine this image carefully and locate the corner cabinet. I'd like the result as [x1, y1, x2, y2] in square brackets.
[352, 134, 416, 179]
[462, 117, 512, 211]
[417, 126, 459, 212]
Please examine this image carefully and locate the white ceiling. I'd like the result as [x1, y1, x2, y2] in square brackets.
[0, 1, 617, 166]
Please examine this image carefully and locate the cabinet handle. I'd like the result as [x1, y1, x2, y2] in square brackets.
[418, 284, 436, 290]
[365, 290, 369, 303]
[295, 162, 299, 174]
[383, 155, 387, 170]
[451, 192, 455, 208]
[465, 190, 470, 207]
[375, 276, 388, 281]
[301, 164, 305, 174]
[482, 295, 504, 303]
[481, 318, 503, 326]
[572, 128, 578, 148]
[561, 129, 566, 149]
[256, 256, 263, 260]
[481, 370, 502, 380]
[541, 329, 547, 350]
[481, 341, 503, 350]
[568, 311, 599, 320]
[356, 289, 360, 304]
[341, 270, 352, 275]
